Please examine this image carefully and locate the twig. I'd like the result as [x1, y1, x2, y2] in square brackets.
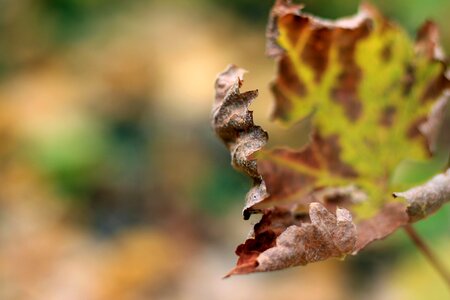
[403, 224, 450, 288]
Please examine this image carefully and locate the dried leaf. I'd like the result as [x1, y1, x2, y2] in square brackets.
[228, 199, 417, 275]
[394, 168, 450, 222]
[227, 202, 356, 276]
[213, 1, 450, 276]
[256, 0, 450, 244]
[266, 1, 449, 204]
[212, 65, 269, 219]
[254, 133, 358, 211]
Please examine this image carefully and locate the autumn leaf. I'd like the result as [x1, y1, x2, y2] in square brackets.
[212, 0, 450, 276]
[212, 65, 269, 219]
[229, 203, 357, 275]
[265, 0, 449, 204]
[394, 169, 450, 222]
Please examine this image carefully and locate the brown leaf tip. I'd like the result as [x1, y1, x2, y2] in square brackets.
[227, 203, 357, 276]
[419, 91, 450, 152]
[416, 20, 445, 61]
[255, 203, 356, 272]
[266, 0, 304, 58]
[394, 168, 450, 222]
[212, 65, 269, 218]
[214, 64, 247, 104]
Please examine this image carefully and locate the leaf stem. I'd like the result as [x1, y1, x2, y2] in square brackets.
[403, 224, 450, 288]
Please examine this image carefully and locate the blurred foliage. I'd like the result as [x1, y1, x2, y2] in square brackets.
[191, 133, 250, 215]
[0, 0, 144, 76]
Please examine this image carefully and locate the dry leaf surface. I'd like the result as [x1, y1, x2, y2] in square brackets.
[212, 0, 450, 276]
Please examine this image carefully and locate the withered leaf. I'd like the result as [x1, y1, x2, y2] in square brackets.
[265, 0, 449, 200]
[243, 0, 450, 218]
[394, 168, 450, 222]
[212, 1, 450, 276]
[227, 202, 356, 276]
[212, 65, 269, 219]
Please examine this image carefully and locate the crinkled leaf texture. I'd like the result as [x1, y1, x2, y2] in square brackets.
[212, 0, 450, 276]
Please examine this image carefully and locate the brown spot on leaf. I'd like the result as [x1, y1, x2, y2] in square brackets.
[279, 14, 309, 49]
[407, 116, 427, 139]
[301, 27, 333, 82]
[271, 55, 308, 120]
[313, 134, 359, 177]
[381, 42, 393, 62]
[278, 55, 307, 96]
[330, 23, 371, 122]
[401, 64, 416, 96]
[379, 105, 396, 127]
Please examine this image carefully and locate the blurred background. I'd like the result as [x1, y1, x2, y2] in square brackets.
[0, 0, 449, 299]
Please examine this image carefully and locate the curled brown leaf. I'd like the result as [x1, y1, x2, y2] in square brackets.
[226, 202, 356, 276]
[394, 168, 450, 222]
[419, 91, 450, 153]
[212, 65, 269, 219]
